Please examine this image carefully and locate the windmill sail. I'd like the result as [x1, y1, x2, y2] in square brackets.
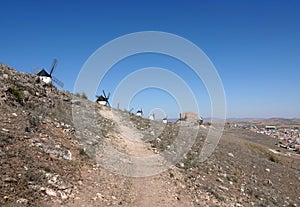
[52, 76, 64, 88]
[49, 59, 58, 76]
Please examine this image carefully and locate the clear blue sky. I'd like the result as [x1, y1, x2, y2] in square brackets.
[1, 0, 300, 118]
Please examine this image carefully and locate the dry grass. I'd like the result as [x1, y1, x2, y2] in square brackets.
[246, 142, 279, 163]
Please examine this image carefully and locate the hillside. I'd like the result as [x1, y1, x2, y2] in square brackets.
[0, 63, 300, 207]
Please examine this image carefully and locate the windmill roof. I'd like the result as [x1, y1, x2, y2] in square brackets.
[37, 69, 51, 77]
[96, 95, 108, 102]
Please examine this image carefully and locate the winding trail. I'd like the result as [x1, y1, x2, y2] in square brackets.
[63, 107, 194, 207]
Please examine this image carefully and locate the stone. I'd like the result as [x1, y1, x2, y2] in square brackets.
[45, 188, 57, 197]
[16, 198, 28, 204]
[228, 153, 234, 157]
[4, 177, 17, 183]
[60, 191, 68, 200]
[3, 74, 9, 79]
[23, 90, 30, 100]
[219, 185, 229, 191]
[1, 128, 9, 132]
[217, 178, 224, 183]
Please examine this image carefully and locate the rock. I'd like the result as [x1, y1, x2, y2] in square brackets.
[59, 191, 68, 200]
[16, 198, 28, 204]
[3, 196, 9, 201]
[264, 179, 273, 186]
[265, 168, 270, 172]
[1, 128, 9, 132]
[3, 74, 9, 79]
[96, 193, 104, 199]
[217, 178, 224, 183]
[228, 153, 234, 157]
[12, 113, 17, 117]
[23, 90, 30, 100]
[219, 185, 229, 191]
[58, 183, 72, 190]
[44, 147, 72, 160]
[4, 177, 17, 183]
[45, 188, 57, 197]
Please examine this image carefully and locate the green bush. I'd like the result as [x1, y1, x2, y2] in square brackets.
[8, 87, 24, 103]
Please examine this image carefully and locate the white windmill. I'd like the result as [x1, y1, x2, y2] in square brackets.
[162, 116, 168, 124]
[136, 109, 143, 117]
[96, 90, 110, 106]
[35, 59, 64, 87]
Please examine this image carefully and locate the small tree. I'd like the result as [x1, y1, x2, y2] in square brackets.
[74, 92, 81, 97]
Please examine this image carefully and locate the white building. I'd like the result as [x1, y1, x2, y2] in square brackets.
[37, 69, 52, 84]
[136, 109, 143, 117]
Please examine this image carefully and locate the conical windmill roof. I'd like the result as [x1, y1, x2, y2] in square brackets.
[37, 69, 51, 77]
[96, 95, 108, 102]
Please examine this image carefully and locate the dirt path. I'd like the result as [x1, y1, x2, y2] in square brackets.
[131, 170, 193, 207]
[62, 165, 193, 207]
[61, 108, 194, 207]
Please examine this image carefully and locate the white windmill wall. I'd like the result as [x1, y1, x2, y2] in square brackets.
[97, 101, 107, 105]
[162, 119, 168, 124]
[137, 112, 142, 117]
[40, 76, 52, 84]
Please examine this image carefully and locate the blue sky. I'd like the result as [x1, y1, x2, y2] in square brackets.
[1, 0, 300, 118]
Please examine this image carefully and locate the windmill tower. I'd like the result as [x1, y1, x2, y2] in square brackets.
[136, 109, 143, 117]
[162, 116, 168, 124]
[96, 90, 110, 106]
[36, 59, 64, 87]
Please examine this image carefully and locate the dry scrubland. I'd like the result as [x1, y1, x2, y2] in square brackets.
[0, 63, 300, 207]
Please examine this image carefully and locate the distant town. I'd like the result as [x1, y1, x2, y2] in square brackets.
[229, 122, 300, 153]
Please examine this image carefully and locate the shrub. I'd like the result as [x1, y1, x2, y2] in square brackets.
[8, 87, 24, 103]
[81, 92, 88, 99]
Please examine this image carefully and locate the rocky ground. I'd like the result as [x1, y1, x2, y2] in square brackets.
[0, 62, 300, 207]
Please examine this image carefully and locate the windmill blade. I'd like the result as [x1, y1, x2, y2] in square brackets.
[107, 101, 111, 107]
[107, 92, 110, 99]
[102, 90, 107, 98]
[52, 76, 64, 88]
[49, 59, 58, 76]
